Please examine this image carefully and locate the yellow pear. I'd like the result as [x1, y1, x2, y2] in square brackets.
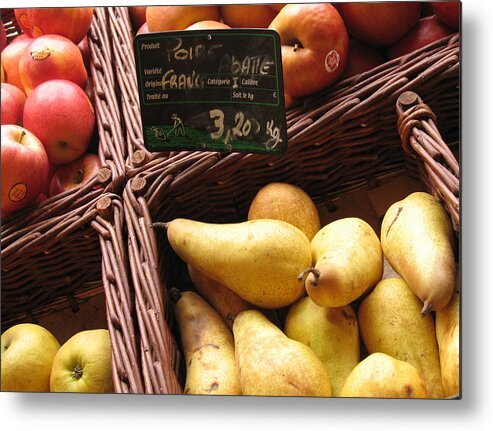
[340, 352, 429, 398]
[436, 285, 460, 397]
[233, 310, 332, 397]
[247, 182, 321, 241]
[380, 192, 456, 316]
[300, 217, 383, 308]
[187, 264, 254, 328]
[173, 290, 242, 395]
[284, 296, 360, 396]
[358, 278, 443, 398]
[187, 264, 279, 328]
[167, 218, 311, 309]
[1, 323, 60, 392]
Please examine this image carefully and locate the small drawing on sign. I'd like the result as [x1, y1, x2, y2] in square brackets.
[151, 126, 167, 141]
[171, 114, 186, 136]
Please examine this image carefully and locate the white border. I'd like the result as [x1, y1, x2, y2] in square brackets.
[2, 1, 492, 429]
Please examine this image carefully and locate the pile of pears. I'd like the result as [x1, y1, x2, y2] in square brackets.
[166, 182, 459, 399]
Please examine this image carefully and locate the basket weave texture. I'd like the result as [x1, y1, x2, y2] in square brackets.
[396, 91, 460, 233]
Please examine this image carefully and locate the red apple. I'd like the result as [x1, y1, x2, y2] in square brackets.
[421, 2, 435, 18]
[1, 34, 32, 93]
[337, 2, 422, 46]
[23, 79, 95, 164]
[14, 8, 33, 37]
[220, 4, 283, 28]
[19, 34, 88, 95]
[340, 38, 386, 80]
[269, 3, 349, 99]
[43, 162, 58, 197]
[268, 4, 285, 13]
[1, 63, 5, 83]
[129, 6, 147, 32]
[78, 35, 92, 72]
[136, 22, 149, 36]
[36, 192, 48, 205]
[387, 15, 454, 60]
[431, 1, 460, 30]
[1, 83, 27, 125]
[1, 124, 49, 213]
[1, 21, 6, 51]
[49, 153, 102, 197]
[186, 21, 231, 30]
[28, 7, 94, 45]
[146, 5, 221, 32]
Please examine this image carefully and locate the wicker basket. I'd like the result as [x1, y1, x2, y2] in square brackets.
[396, 91, 460, 234]
[1, 8, 143, 393]
[2, 9, 21, 42]
[109, 7, 460, 394]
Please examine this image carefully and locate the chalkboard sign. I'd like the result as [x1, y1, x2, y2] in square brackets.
[134, 29, 288, 155]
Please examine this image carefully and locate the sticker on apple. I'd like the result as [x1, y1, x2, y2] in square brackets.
[9, 182, 28, 202]
[325, 50, 341, 74]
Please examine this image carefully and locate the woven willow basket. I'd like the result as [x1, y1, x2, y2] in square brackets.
[109, 7, 460, 394]
[1, 8, 144, 393]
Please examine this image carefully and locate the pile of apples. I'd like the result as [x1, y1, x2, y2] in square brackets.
[1, 322, 113, 393]
[128, 2, 459, 107]
[1, 7, 101, 219]
[165, 182, 459, 398]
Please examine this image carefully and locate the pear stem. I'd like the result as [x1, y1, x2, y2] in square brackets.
[297, 267, 320, 284]
[169, 287, 182, 304]
[153, 222, 169, 230]
[421, 301, 432, 318]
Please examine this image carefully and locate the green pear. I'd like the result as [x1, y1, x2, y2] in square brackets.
[340, 352, 429, 398]
[233, 310, 332, 397]
[284, 296, 360, 396]
[173, 290, 242, 395]
[436, 286, 460, 397]
[380, 192, 456, 316]
[300, 217, 383, 308]
[358, 277, 444, 398]
[167, 218, 311, 309]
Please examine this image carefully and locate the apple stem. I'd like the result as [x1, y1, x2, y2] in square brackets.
[293, 42, 300, 52]
[77, 168, 85, 183]
[17, 130, 26, 143]
[71, 364, 84, 380]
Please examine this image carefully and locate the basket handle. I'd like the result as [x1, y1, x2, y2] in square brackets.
[396, 91, 460, 234]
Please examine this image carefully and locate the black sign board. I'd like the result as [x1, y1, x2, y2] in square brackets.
[134, 29, 287, 155]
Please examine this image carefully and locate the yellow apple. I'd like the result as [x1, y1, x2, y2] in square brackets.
[1, 323, 60, 392]
[50, 329, 113, 393]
